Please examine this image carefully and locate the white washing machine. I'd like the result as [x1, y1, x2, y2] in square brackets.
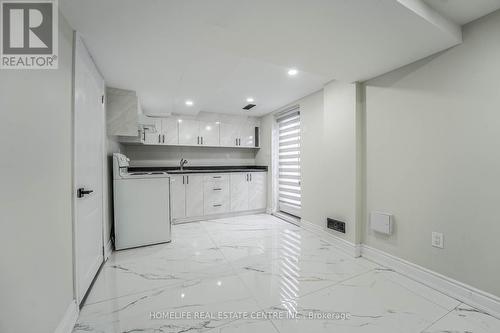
[113, 153, 171, 250]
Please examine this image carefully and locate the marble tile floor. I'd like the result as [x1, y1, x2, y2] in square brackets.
[74, 214, 500, 333]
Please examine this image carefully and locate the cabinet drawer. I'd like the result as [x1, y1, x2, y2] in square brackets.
[203, 174, 229, 183]
[204, 201, 229, 215]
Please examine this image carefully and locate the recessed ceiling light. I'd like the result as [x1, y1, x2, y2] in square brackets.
[287, 68, 298, 76]
[246, 97, 254, 103]
[185, 100, 194, 106]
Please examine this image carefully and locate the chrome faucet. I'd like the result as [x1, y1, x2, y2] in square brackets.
[180, 158, 188, 171]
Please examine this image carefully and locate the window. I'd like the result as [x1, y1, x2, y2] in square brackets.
[276, 107, 301, 218]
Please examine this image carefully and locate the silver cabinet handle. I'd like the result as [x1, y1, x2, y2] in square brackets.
[182, 176, 185, 184]
[235, 138, 237, 146]
[143, 131, 146, 141]
[201, 136, 203, 145]
[239, 138, 241, 146]
[158, 134, 161, 143]
[213, 188, 222, 191]
[250, 173, 252, 181]
[213, 176, 221, 178]
[213, 204, 222, 207]
[246, 174, 248, 181]
[187, 175, 189, 184]
[163, 134, 165, 143]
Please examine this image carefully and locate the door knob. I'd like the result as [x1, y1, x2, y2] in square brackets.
[77, 188, 93, 198]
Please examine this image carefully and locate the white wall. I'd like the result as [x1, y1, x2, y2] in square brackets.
[0, 13, 75, 333]
[363, 10, 500, 297]
[124, 145, 257, 167]
[321, 81, 361, 243]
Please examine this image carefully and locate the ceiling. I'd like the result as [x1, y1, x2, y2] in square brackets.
[424, 0, 500, 25]
[60, 0, 495, 117]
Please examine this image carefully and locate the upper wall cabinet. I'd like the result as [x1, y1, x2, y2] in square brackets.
[220, 122, 258, 147]
[179, 119, 220, 146]
[106, 87, 140, 136]
[139, 113, 260, 148]
[143, 117, 178, 145]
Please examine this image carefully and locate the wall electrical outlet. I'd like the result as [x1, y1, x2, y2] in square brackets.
[431, 232, 444, 249]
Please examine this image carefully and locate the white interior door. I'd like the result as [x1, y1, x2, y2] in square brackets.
[74, 35, 105, 304]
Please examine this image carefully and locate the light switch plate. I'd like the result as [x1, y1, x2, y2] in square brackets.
[432, 232, 444, 249]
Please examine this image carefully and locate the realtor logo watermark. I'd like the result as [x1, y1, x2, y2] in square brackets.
[1, 0, 58, 69]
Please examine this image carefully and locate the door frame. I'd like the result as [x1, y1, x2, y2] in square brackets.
[71, 32, 107, 305]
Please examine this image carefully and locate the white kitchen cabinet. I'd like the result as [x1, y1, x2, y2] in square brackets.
[170, 175, 186, 220]
[179, 119, 220, 146]
[230, 173, 249, 212]
[143, 132, 162, 145]
[142, 117, 178, 145]
[171, 174, 204, 221]
[248, 172, 267, 210]
[220, 122, 257, 147]
[204, 174, 230, 215]
[160, 118, 179, 145]
[185, 174, 204, 218]
[240, 124, 256, 147]
[199, 121, 220, 146]
[178, 119, 200, 145]
[107, 87, 139, 136]
[220, 123, 240, 147]
[230, 172, 266, 212]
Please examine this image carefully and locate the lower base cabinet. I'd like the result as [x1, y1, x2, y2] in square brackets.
[170, 174, 204, 220]
[204, 174, 230, 215]
[230, 172, 267, 212]
[171, 171, 267, 222]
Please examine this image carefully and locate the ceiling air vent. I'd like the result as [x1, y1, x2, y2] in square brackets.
[243, 104, 256, 110]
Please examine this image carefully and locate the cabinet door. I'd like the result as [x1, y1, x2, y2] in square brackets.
[161, 118, 179, 145]
[170, 175, 186, 220]
[178, 119, 200, 145]
[219, 123, 239, 147]
[248, 172, 267, 210]
[230, 173, 249, 212]
[240, 124, 256, 147]
[199, 121, 220, 146]
[185, 174, 204, 218]
[143, 132, 162, 145]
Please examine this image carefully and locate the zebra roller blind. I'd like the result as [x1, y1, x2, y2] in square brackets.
[277, 107, 301, 217]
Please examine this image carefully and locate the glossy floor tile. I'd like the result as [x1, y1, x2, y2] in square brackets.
[74, 214, 500, 332]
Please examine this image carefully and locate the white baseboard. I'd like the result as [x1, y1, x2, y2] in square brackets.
[54, 300, 79, 333]
[173, 209, 266, 224]
[361, 244, 500, 319]
[104, 239, 113, 261]
[301, 219, 361, 258]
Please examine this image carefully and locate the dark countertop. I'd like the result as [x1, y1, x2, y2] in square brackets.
[128, 165, 268, 174]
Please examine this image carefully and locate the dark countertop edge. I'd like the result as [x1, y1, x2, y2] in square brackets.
[128, 165, 268, 173]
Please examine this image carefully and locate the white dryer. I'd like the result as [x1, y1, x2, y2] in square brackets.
[113, 153, 171, 250]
